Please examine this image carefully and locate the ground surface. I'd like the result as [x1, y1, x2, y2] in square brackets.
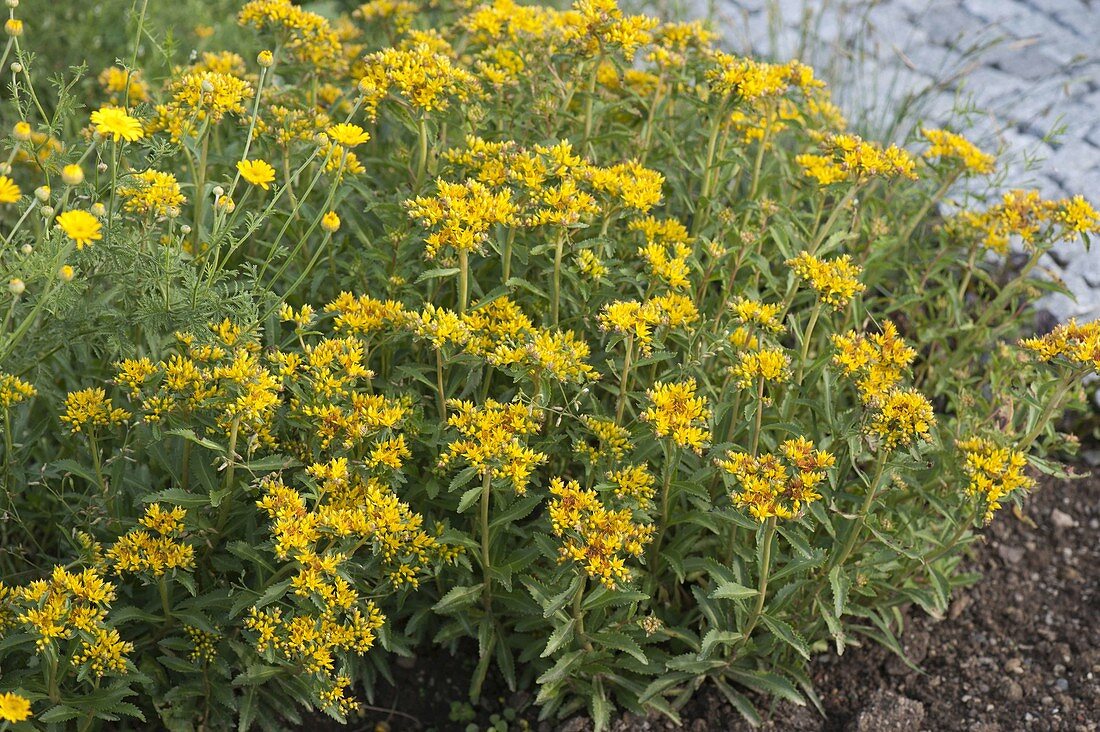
[694, 0, 1100, 323]
[336, 470, 1099, 731]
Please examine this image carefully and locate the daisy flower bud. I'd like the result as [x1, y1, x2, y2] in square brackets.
[34, 185, 50, 202]
[19, 243, 31, 255]
[257, 50, 273, 68]
[39, 205, 54, 218]
[8, 278, 25, 296]
[90, 203, 107, 218]
[6, 0, 19, 7]
[59, 264, 74, 282]
[212, 185, 224, 198]
[5, 19, 23, 37]
[180, 224, 192, 235]
[12, 121, 30, 141]
[61, 164, 84, 186]
[321, 211, 340, 233]
[9, 62, 21, 73]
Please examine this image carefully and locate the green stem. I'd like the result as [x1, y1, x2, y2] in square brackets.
[750, 377, 765, 456]
[795, 303, 822, 386]
[572, 575, 593, 651]
[614, 334, 634, 424]
[649, 443, 680, 577]
[480, 471, 493, 610]
[415, 116, 429, 190]
[159, 576, 172, 626]
[458, 248, 470, 315]
[435, 347, 447, 421]
[551, 234, 565, 326]
[740, 516, 777, 643]
[1019, 374, 1075, 451]
[501, 227, 515, 283]
[747, 108, 772, 200]
[831, 450, 889, 570]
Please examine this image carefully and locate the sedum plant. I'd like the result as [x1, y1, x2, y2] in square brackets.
[0, 0, 1097, 728]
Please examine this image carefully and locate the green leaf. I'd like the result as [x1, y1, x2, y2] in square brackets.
[416, 266, 460, 283]
[541, 618, 576, 657]
[828, 565, 850, 617]
[590, 685, 612, 732]
[433, 584, 483, 613]
[232, 664, 284, 686]
[699, 629, 741, 659]
[710, 580, 758, 601]
[536, 649, 584, 686]
[457, 484, 483, 513]
[37, 705, 82, 723]
[594, 630, 648, 664]
[761, 614, 811, 660]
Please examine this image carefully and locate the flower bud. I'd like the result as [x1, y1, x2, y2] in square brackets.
[180, 224, 192, 235]
[34, 185, 49, 202]
[6, 0, 19, 8]
[58, 264, 74, 282]
[165, 205, 180, 219]
[90, 202, 106, 218]
[19, 243, 31, 255]
[8, 278, 24, 296]
[61, 164, 84, 186]
[0, 163, 10, 175]
[257, 50, 274, 68]
[4, 19, 23, 37]
[321, 211, 340, 233]
[12, 121, 30, 141]
[97, 162, 108, 173]
[211, 185, 224, 198]
[9, 62, 21, 73]
[39, 205, 54, 218]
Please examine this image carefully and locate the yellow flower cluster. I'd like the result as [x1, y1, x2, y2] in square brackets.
[717, 437, 835, 520]
[60, 387, 131, 433]
[440, 399, 547, 494]
[406, 178, 520, 258]
[951, 190, 1100, 254]
[921, 128, 995, 174]
[361, 43, 481, 116]
[107, 504, 195, 577]
[117, 170, 186, 216]
[1019, 318, 1100, 372]
[598, 295, 699, 354]
[640, 379, 711, 453]
[0, 372, 36, 407]
[730, 345, 791, 389]
[5, 567, 122, 664]
[238, 0, 344, 71]
[831, 321, 917, 404]
[786, 251, 866, 309]
[730, 297, 785, 334]
[258, 460, 447, 589]
[575, 416, 630, 465]
[705, 54, 819, 103]
[98, 66, 149, 104]
[867, 388, 936, 450]
[547, 477, 654, 588]
[796, 133, 917, 184]
[607, 464, 657, 509]
[957, 437, 1034, 522]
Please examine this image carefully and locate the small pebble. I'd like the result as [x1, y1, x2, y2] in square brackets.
[1050, 508, 1076, 529]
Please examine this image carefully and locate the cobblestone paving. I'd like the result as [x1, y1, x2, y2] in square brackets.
[696, 0, 1100, 321]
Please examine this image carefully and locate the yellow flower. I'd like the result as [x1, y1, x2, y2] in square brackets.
[547, 476, 654, 589]
[59, 264, 75, 282]
[60, 387, 131, 433]
[867, 388, 935, 450]
[787, 251, 866, 310]
[832, 321, 916, 404]
[440, 399, 546, 494]
[957, 437, 1034, 522]
[1019, 318, 1100, 372]
[641, 378, 711, 453]
[118, 170, 186, 216]
[921, 128, 994, 174]
[0, 691, 32, 723]
[4, 19, 23, 37]
[730, 346, 791, 389]
[12, 122, 31, 141]
[90, 106, 144, 143]
[237, 159, 276, 190]
[61, 164, 84, 186]
[326, 123, 370, 147]
[0, 175, 20, 204]
[321, 211, 341, 232]
[0, 372, 37, 407]
[718, 437, 835, 520]
[56, 209, 103, 250]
